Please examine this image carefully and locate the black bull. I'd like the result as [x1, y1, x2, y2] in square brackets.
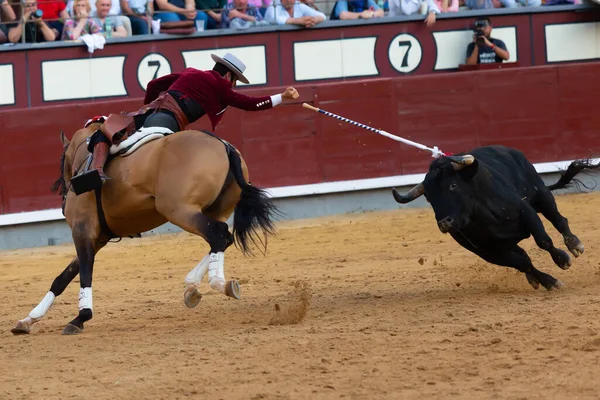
[392, 145, 600, 291]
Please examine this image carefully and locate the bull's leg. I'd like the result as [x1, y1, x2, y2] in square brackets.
[498, 245, 563, 291]
[11, 257, 80, 335]
[533, 188, 584, 258]
[520, 201, 572, 270]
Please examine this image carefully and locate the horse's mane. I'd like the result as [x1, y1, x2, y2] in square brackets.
[51, 140, 69, 197]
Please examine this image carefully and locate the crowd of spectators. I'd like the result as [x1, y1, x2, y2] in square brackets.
[0, 0, 584, 45]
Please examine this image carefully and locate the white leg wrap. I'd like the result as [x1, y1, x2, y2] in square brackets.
[208, 252, 226, 293]
[79, 287, 93, 311]
[29, 291, 55, 320]
[185, 254, 210, 285]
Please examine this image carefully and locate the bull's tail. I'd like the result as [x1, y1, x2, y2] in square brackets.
[225, 143, 283, 257]
[547, 158, 600, 192]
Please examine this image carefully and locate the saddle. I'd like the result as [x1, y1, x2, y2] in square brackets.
[100, 91, 190, 146]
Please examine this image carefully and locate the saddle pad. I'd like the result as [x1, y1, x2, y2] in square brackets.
[110, 126, 174, 157]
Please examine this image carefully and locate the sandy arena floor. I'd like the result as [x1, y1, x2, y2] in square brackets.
[2, 192, 600, 399]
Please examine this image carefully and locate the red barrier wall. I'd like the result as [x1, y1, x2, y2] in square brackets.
[1, 62, 599, 215]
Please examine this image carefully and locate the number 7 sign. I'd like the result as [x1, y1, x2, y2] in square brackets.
[388, 34, 423, 74]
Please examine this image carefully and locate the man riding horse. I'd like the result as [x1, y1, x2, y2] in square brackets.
[70, 52, 300, 195]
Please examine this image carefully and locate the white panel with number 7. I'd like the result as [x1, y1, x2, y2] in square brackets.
[388, 33, 423, 74]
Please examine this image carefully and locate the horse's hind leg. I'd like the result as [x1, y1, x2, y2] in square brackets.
[183, 254, 209, 308]
[11, 257, 81, 335]
[162, 206, 240, 303]
[533, 187, 584, 258]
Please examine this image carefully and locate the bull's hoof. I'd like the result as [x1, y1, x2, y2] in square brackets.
[11, 320, 31, 335]
[62, 323, 83, 335]
[225, 280, 241, 300]
[564, 234, 584, 258]
[526, 273, 540, 290]
[569, 242, 585, 258]
[553, 279, 565, 290]
[184, 285, 202, 309]
[541, 278, 564, 291]
[552, 249, 572, 270]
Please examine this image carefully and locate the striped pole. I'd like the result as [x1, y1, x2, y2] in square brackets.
[302, 103, 446, 158]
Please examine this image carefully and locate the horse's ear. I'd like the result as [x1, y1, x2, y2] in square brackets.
[60, 130, 70, 148]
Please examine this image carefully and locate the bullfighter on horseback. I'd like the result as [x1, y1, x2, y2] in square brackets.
[70, 52, 300, 194]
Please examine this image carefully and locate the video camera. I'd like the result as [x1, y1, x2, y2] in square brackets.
[30, 9, 43, 19]
[473, 19, 488, 44]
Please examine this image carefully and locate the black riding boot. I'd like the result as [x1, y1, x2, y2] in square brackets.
[70, 130, 111, 195]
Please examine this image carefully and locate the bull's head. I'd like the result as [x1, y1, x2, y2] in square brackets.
[392, 154, 478, 234]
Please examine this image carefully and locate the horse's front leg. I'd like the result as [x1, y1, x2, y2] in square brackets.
[62, 233, 98, 335]
[11, 257, 80, 335]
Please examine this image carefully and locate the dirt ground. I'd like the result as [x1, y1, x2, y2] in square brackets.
[2, 192, 600, 399]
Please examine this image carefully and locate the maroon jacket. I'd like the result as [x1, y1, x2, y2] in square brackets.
[144, 68, 275, 130]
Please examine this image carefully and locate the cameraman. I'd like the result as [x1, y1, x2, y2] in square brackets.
[466, 17, 509, 65]
[7, 0, 58, 43]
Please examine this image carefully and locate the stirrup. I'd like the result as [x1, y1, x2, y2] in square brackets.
[71, 169, 108, 195]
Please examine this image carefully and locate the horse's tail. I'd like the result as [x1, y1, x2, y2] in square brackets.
[226, 144, 283, 256]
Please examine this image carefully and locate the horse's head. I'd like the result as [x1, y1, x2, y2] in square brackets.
[51, 131, 71, 200]
[51, 125, 100, 215]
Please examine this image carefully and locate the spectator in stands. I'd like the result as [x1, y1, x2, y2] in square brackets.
[465, 17, 509, 64]
[225, 0, 272, 17]
[7, 0, 59, 43]
[300, 0, 320, 10]
[195, 0, 225, 29]
[463, 0, 499, 8]
[92, 0, 128, 36]
[329, 0, 384, 20]
[37, 0, 70, 38]
[431, 0, 458, 12]
[70, 0, 132, 35]
[264, 0, 325, 27]
[221, 0, 270, 29]
[1, 0, 17, 43]
[303, 0, 320, 9]
[120, 0, 152, 34]
[500, 0, 540, 7]
[62, 0, 101, 39]
[153, 0, 208, 30]
[388, 0, 440, 27]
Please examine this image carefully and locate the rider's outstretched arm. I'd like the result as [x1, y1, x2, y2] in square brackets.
[222, 86, 299, 111]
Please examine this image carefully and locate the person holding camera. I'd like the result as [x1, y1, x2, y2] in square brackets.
[7, 0, 59, 43]
[466, 17, 509, 65]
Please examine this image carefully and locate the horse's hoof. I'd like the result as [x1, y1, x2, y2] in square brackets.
[225, 280, 241, 300]
[11, 320, 31, 335]
[62, 324, 83, 335]
[184, 285, 202, 308]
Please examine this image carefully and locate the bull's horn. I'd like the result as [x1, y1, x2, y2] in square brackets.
[392, 183, 425, 204]
[448, 154, 475, 171]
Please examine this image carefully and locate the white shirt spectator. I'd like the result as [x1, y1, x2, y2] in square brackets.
[388, 0, 439, 16]
[126, 0, 148, 14]
[265, 0, 326, 26]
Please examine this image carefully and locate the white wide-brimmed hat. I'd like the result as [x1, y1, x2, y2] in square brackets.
[211, 52, 250, 84]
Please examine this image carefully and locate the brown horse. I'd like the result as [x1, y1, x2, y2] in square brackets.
[11, 123, 280, 335]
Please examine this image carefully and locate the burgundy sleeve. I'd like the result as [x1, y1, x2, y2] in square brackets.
[144, 73, 181, 104]
[221, 85, 274, 111]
